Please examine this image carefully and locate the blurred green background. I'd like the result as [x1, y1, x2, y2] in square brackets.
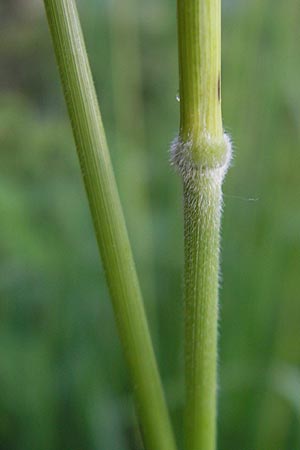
[1, 0, 300, 449]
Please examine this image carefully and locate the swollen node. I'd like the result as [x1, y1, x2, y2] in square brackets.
[170, 132, 232, 183]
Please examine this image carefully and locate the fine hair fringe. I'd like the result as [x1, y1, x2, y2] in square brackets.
[170, 132, 232, 184]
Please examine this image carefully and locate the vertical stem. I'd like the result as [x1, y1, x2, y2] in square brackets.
[174, 0, 230, 449]
[183, 172, 223, 450]
[43, 1, 177, 450]
[177, 0, 222, 143]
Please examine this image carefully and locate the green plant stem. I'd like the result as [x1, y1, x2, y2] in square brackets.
[175, 0, 230, 449]
[177, 0, 222, 143]
[183, 173, 223, 450]
[43, 1, 177, 449]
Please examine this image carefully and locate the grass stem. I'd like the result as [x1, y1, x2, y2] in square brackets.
[174, 0, 231, 448]
[43, 1, 177, 449]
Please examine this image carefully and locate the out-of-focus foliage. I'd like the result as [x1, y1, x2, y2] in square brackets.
[0, 0, 299, 449]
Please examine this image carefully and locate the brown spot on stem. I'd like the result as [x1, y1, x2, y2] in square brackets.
[218, 75, 221, 102]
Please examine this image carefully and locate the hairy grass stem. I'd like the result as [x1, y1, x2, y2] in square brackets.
[174, 0, 231, 448]
[42, 1, 177, 449]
